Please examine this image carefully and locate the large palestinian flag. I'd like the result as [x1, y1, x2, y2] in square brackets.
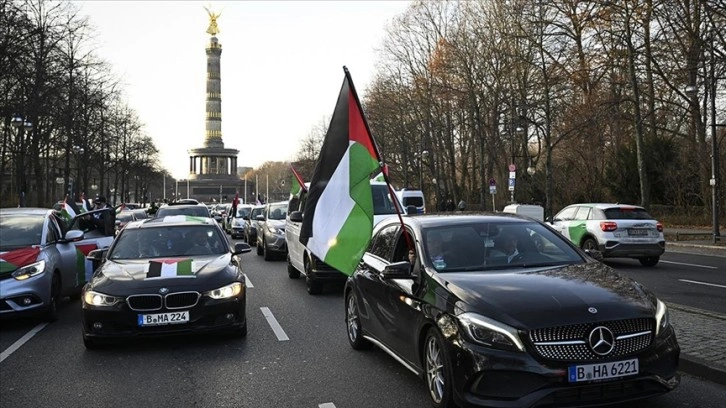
[146, 259, 194, 279]
[300, 68, 381, 276]
[0, 247, 41, 275]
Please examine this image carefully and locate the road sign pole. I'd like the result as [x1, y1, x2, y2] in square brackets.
[492, 194, 496, 212]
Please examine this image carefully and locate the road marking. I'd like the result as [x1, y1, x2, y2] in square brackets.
[319, 404, 336, 408]
[260, 307, 289, 341]
[0, 322, 48, 364]
[246, 275, 253, 288]
[661, 260, 717, 269]
[679, 279, 726, 289]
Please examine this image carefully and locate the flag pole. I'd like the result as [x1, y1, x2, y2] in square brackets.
[343, 66, 413, 250]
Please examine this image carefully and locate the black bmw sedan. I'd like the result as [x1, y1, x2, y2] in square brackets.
[344, 214, 679, 408]
[81, 216, 251, 349]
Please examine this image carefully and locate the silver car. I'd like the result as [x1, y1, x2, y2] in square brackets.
[0, 208, 114, 321]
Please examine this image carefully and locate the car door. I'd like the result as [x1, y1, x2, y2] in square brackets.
[550, 205, 579, 240]
[65, 214, 115, 283]
[49, 215, 85, 288]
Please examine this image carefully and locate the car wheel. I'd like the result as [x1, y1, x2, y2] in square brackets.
[256, 240, 263, 256]
[287, 254, 300, 279]
[46, 273, 61, 322]
[424, 327, 454, 408]
[345, 290, 371, 350]
[639, 256, 659, 267]
[581, 237, 598, 252]
[305, 260, 322, 295]
[263, 242, 273, 261]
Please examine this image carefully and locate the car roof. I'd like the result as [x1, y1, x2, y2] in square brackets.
[383, 213, 536, 229]
[567, 203, 646, 210]
[123, 215, 218, 230]
[0, 207, 55, 216]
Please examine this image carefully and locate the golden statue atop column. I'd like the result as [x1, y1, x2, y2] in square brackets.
[204, 6, 221, 36]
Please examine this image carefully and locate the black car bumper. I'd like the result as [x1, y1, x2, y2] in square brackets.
[601, 241, 666, 259]
[450, 328, 680, 408]
[82, 295, 246, 340]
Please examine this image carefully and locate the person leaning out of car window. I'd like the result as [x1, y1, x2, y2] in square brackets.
[84, 196, 115, 236]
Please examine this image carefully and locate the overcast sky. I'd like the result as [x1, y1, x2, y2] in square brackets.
[73, 1, 411, 179]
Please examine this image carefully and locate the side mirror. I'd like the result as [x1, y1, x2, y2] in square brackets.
[62, 229, 84, 242]
[381, 261, 414, 280]
[289, 211, 303, 223]
[233, 242, 252, 255]
[585, 249, 604, 262]
[86, 248, 108, 263]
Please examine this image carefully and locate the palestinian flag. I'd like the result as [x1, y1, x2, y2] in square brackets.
[75, 243, 98, 284]
[80, 192, 90, 213]
[289, 164, 308, 199]
[61, 197, 77, 223]
[162, 215, 207, 223]
[116, 203, 127, 214]
[0, 247, 41, 275]
[146, 259, 194, 279]
[300, 68, 381, 276]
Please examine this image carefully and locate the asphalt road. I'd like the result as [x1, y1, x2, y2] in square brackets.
[0, 238, 724, 408]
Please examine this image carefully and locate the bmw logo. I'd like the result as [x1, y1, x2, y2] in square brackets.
[159, 287, 169, 294]
[588, 307, 598, 314]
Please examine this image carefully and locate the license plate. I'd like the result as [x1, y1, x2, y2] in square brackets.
[568, 358, 639, 382]
[138, 311, 189, 327]
[628, 229, 649, 236]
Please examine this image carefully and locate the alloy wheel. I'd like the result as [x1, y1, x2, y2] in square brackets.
[425, 334, 445, 404]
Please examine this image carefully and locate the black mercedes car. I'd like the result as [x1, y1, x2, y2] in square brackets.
[82, 216, 251, 349]
[344, 214, 679, 408]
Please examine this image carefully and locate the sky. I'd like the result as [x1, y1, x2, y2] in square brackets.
[73, 1, 412, 179]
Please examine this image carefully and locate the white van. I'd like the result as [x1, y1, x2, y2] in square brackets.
[502, 204, 544, 222]
[285, 180, 406, 294]
[395, 188, 425, 214]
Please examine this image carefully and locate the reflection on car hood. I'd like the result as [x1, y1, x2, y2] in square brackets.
[266, 219, 285, 228]
[438, 263, 654, 329]
[90, 254, 235, 293]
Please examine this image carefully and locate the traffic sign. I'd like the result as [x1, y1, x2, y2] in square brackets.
[489, 178, 496, 187]
[489, 185, 496, 194]
[508, 178, 515, 191]
[508, 163, 516, 172]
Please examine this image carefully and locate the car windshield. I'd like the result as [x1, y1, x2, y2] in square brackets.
[108, 225, 226, 259]
[236, 207, 251, 218]
[372, 185, 399, 215]
[423, 221, 583, 272]
[268, 203, 287, 220]
[117, 212, 135, 222]
[156, 206, 209, 218]
[603, 207, 654, 220]
[251, 207, 264, 218]
[0, 214, 45, 249]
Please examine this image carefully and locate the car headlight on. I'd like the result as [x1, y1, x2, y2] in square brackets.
[83, 290, 120, 307]
[458, 313, 525, 352]
[655, 299, 670, 336]
[205, 282, 243, 299]
[12, 260, 47, 281]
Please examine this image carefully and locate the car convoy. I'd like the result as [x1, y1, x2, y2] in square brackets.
[0, 196, 681, 407]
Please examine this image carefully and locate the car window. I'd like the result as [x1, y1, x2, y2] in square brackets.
[236, 207, 251, 218]
[372, 185, 398, 215]
[268, 203, 287, 220]
[45, 218, 59, 244]
[109, 225, 225, 259]
[157, 206, 210, 218]
[251, 207, 264, 219]
[369, 225, 398, 259]
[554, 206, 578, 221]
[573, 206, 591, 220]
[0, 214, 45, 248]
[603, 207, 654, 220]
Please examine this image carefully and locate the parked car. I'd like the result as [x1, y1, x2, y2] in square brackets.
[245, 205, 265, 246]
[155, 204, 211, 219]
[0, 208, 114, 321]
[115, 210, 137, 235]
[548, 203, 665, 266]
[225, 204, 253, 239]
[81, 216, 252, 349]
[256, 201, 288, 261]
[344, 213, 679, 407]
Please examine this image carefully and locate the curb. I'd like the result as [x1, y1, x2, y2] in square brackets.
[679, 353, 726, 386]
[667, 241, 726, 250]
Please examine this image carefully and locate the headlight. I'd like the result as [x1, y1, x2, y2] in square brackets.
[655, 299, 670, 336]
[458, 313, 525, 352]
[266, 224, 279, 234]
[83, 290, 120, 307]
[205, 282, 243, 299]
[12, 260, 46, 281]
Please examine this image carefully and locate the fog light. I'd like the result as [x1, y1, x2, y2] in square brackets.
[93, 322, 103, 330]
[22, 297, 32, 305]
[226, 313, 234, 320]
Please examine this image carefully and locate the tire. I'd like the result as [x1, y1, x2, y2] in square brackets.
[46, 273, 61, 322]
[345, 290, 371, 350]
[305, 260, 322, 295]
[263, 242, 273, 261]
[580, 237, 599, 252]
[424, 327, 454, 408]
[256, 241, 263, 256]
[287, 254, 300, 279]
[639, 256, 659, 267]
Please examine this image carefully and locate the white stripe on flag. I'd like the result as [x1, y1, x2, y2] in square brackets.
[307, 144, 355, 259]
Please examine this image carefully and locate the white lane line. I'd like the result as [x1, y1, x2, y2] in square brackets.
[679, 279, 726, 289]
[260, 307, 289, 341]
[0, 322, 48, 364]
[319, 404, 336, 408]
[245, 275, 253, 288]
[661, 260, 717, 269]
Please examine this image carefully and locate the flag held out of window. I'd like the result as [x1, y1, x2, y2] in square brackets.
[300, 67, 383, 276]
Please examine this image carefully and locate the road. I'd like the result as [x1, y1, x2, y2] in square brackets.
[0, 238, 724, 408]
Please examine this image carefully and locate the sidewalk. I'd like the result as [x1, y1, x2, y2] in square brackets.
[663, 228, 726, 385]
